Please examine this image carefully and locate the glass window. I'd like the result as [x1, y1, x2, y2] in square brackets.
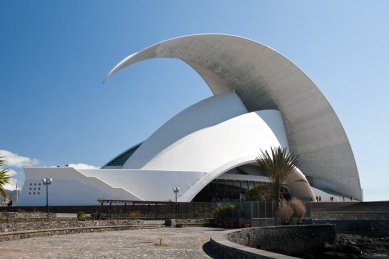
[234, 180, 241, 190]
[209, 180, 217, 190]
[218, 179, 225, 190]
[226, 180, 233, 190]
[248, 181, 255, 189]
[104, 143, 142, 167]
[241, 181, 249, 190]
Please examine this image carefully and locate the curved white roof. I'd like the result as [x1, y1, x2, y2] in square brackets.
[104, 34, 362, 200]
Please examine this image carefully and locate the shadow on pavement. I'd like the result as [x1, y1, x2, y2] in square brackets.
[202, 241, 222, 259]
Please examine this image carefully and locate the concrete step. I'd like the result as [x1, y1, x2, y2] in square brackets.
[142, 221, 165, 229]
[143, 225, 165, 229]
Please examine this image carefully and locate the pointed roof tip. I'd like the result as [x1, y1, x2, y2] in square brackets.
[102, 74, 111, 84]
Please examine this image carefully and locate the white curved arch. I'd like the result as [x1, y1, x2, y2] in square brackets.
[124, 92, 289, 174]
[124, 91, 248, 169]
[105, 34, 362, 200]
[179, 156, 315, 202]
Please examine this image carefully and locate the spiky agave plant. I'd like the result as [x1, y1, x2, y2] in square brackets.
[255, 147, 302, 202]
[0, 154, 11, 199]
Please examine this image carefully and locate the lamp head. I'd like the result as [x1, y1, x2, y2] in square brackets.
[42, 178, 53, 184]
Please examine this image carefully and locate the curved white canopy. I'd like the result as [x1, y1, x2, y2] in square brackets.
[104, 34, 362, 200]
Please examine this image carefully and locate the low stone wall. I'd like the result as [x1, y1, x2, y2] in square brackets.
[0, 225, 142, 242]
[0, 220, 143, 233]
[0, 212, 57, 223]
[211, 229, 299, 259]
[211, 225, 336, 259]
[165, 218, 213, 227]
[228, 225, 335, 255]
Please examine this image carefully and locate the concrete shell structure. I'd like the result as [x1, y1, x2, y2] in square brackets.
[18, 34, 362, 206]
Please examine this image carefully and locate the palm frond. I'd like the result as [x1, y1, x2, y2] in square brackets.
[255, 146, 303, 201]
[0, 156, 5, 167]
[0, 154, 10, 199]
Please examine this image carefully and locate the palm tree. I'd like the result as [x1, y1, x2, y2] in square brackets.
[255, 146, 302, 202]
[0, 154, 11, 199]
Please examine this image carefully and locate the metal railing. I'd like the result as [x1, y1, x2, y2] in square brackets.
[215, 201, 312, 219]
[97, 199, 217, 219]
[96, 199, 312, 220]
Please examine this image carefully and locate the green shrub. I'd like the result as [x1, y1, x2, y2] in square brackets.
[77, 211, 86, 221]
[246, 184, 272, 201]
[213, 204, 223, 222]
[213, 204, 236, 223]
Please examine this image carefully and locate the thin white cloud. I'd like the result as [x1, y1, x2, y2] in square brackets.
[6, 169, 17, 177]
[67, 163, 99, 169]
[0, 150, 39, 168]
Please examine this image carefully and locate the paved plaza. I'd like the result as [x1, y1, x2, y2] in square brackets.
[0, 227, 222, 259]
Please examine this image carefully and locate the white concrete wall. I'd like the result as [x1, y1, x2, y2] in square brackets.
[78, 169, 205, 202]
[18, 167, 207, 205]
[18, 167, 141, 206]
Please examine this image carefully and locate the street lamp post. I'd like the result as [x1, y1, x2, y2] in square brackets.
[42, 178, 52, 213]
[173, 187, 180, 202]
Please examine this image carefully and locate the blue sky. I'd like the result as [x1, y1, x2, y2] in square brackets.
[1, 1, 388, 201]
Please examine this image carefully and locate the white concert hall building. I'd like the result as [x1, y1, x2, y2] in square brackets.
[18, 34, 363, 206]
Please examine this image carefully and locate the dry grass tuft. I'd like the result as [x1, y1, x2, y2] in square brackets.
[152, 238, 170, 247]
[290, 197, 306, 222]
[277, 199, 293, 224]
[130, 210, 141, 220]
